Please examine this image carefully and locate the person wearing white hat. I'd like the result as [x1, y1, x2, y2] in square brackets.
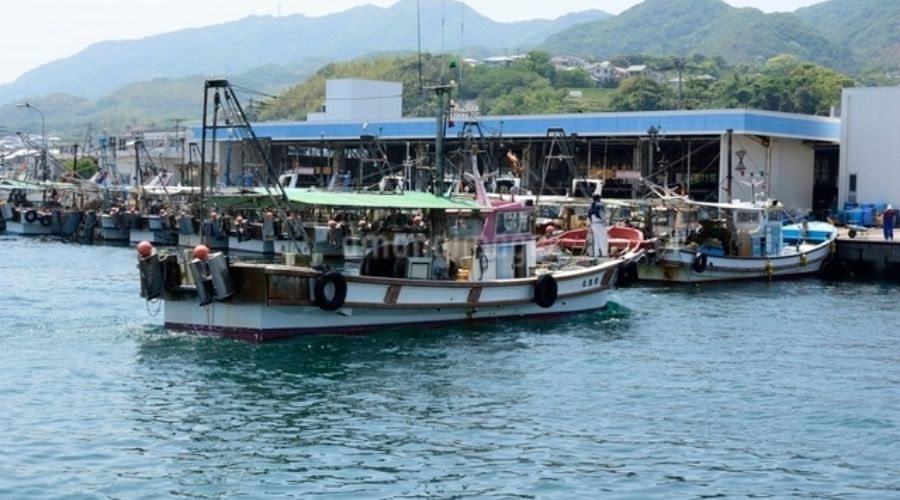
[587, 194, 608, 257]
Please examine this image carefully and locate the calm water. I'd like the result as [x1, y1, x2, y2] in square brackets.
[1, 235, 898, 499]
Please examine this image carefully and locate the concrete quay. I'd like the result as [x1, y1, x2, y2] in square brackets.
[830, 226, 900, 279]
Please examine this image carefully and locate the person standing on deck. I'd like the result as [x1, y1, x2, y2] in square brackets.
[883, 204, 895, 241]
[587, 194, 608, 257]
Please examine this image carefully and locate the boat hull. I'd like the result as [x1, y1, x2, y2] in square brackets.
[638, 238, 835, 283]
[158, 261, 620, 342]
[3, 219, 57, 235]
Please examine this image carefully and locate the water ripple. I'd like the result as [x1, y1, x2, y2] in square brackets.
[1, 237, 900, 498]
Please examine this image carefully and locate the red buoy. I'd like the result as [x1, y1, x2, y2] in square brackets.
[137, 240, 154, 258]
[192, 244, 210, 261]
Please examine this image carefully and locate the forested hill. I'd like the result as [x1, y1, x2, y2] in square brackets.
[795, 0, 900, 75]
[541, 0, 853, 71]
[4, 0, 900, 139]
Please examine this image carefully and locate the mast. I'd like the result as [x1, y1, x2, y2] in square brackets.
[726, 128, 733, 204]
[199, 81, 212, 245]
[432, 84, 451, 196]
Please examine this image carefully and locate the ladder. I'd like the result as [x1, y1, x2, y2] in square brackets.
[536, 127, 579, 196]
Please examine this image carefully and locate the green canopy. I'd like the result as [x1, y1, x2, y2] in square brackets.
[254, 188, 486, 211]
[0, 179, 80, 191]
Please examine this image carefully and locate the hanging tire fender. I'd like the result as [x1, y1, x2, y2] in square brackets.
[39, 214, 52, 227]
[25, 210, 38, 223]
[314, 271, 347, 311]
[533, 274, 558, 308]
[692, 252, 708, 273]
[616, 260, 639, 287]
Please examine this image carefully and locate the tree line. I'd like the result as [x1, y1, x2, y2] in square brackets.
[260, 51, 854, 120]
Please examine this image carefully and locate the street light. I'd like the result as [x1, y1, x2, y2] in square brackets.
[16, 102, 46, 180]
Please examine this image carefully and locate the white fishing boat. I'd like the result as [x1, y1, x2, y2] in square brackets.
[638, 197, 838, 283]
[0, 178, 75, 235]
[137, 187, 634, 342]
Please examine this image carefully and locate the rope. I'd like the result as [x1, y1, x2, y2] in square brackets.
[145, 297, 162, 317]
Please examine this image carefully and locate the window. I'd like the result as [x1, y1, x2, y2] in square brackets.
[496, 212, 531, 235]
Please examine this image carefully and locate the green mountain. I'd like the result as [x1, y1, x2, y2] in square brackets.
[0, 63, 321, 140]
[795, 0, 900, 72]
[0, 0, 608, 105]
[6, 0, 900, 140]
[541, 0, 851, 70]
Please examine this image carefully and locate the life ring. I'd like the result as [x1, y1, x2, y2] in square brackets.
[25, 210, 38, 223]
[533, 274, 558, 308]
[39, 214, 52, 227]
[314, 271, 347, 311]
[616, 260, 639, 287]
[692, 252, 708, 273]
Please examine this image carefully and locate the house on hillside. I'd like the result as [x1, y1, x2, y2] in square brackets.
[586, 61, 627, 86]
[625, 64, 647, 76]
[482, 55, 525, 67]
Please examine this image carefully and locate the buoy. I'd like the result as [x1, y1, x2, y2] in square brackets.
[193, 244, 210, 261]
[137, 240, 154, 257]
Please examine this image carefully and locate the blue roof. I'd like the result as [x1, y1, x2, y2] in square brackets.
[196, 109, 840, 143]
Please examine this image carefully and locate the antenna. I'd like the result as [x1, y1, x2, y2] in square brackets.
[417, 0, 423, 89]
[458, 0, 465, 93]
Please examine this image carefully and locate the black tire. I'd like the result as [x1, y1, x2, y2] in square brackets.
[39, 214, 52, 227]
[692, 252, 708, 273]
[616, 261, 639, 287]
[848, 228, 857, 239]
[533, 274, 558, 308]
[25, 210, 38, 223]
[314, 271, 347, 311]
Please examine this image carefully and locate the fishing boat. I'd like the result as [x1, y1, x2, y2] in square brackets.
[538, 224, 652, 256]
[637, 197, 838, 283]
[137, 188, 635, 342]
[0, 178, 78, 236]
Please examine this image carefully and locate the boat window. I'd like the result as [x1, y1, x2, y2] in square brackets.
[448, 215, 483, 239]
[497, 179, 519, 194]
[496, 211, 531, 234]
[537, 205, 560, 219]
[572, 181, 599, 197]
[735, 211, 760, 224]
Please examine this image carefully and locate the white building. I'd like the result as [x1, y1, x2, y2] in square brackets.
[307, 79, 402, 122]
[838, 87, 900, 207]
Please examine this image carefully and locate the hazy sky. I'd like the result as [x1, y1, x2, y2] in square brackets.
[2, 0, 823, 84]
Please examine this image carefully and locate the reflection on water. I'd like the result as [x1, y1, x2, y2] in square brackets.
[1, 236, 899, 498]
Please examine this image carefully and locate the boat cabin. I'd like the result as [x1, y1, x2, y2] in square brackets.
[466, 199, 537, 281]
